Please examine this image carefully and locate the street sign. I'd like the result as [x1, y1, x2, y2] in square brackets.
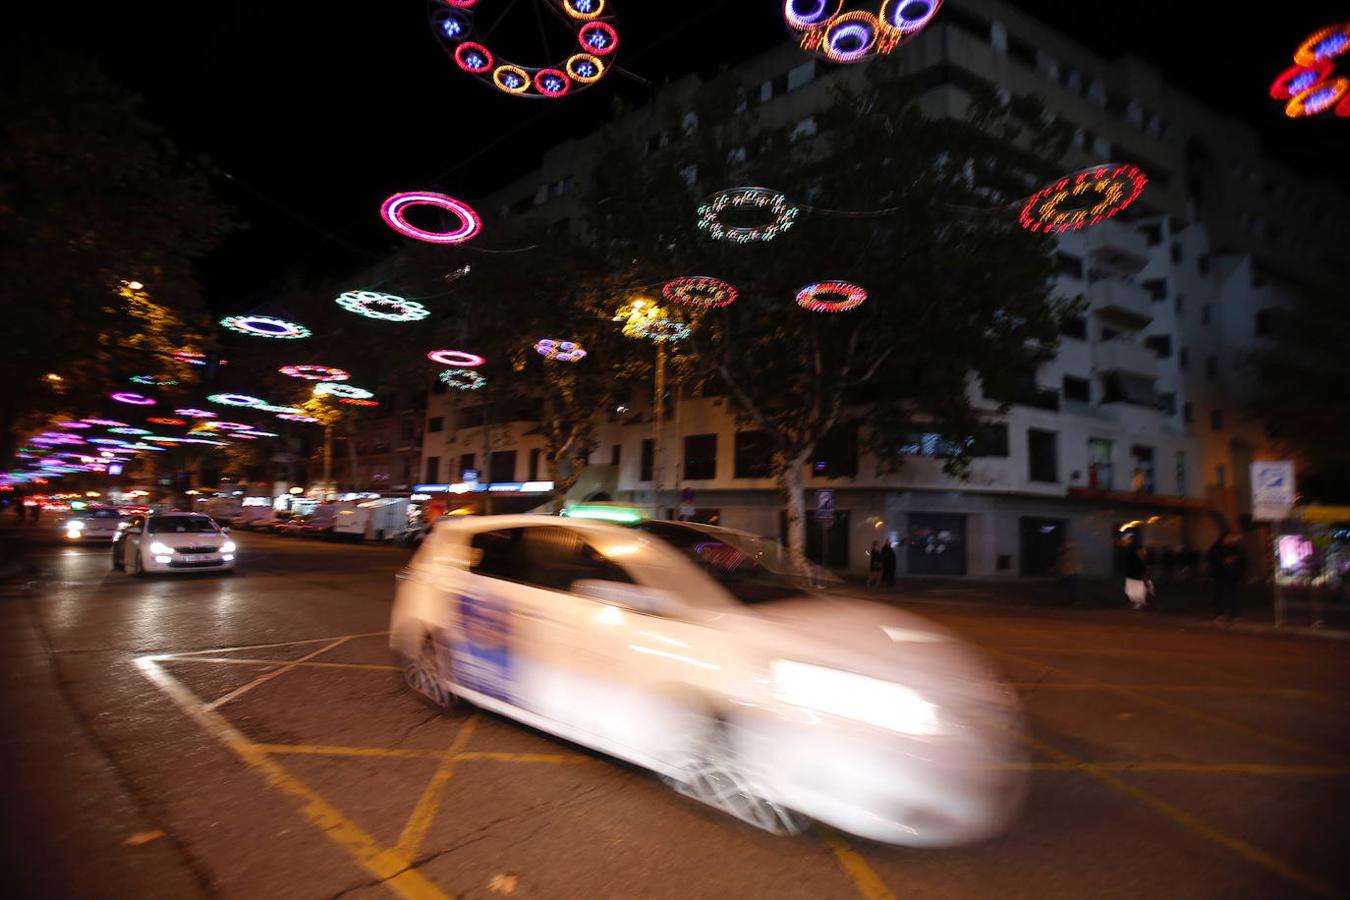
[815, 489, 836, 523]
[1251, 460, 1295, 522]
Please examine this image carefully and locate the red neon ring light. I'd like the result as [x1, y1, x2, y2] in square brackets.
[427, 349, 486, 367]
[380, 192, 482, 245]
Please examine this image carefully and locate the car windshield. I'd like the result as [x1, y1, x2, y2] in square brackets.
[147, 516, 219, 534]
[77, 509, 121, 519]
[637, 521, 835, 605]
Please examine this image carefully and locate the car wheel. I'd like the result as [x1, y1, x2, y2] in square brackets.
[403, 633, 457, 711]
[130, 549, 144, 577]
[665, 718, 809, 837]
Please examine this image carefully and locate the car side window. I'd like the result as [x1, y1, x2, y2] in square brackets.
[520, 526, 635, 593]
[469, 528, 526, 581]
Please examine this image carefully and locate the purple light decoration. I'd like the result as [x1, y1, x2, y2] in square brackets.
[83, 419, 128, 427]
[220, 315, 311, 340]
[57, 421, 91, 429]
[176, 409, 218, 419]
[826, 18, 876, 63]
[380, 192, 482, 245]
[427, 349, 486, 367]
[784, 0, 838, 31]
[112, 392, 156, 406]
[882, 0, 940, 35]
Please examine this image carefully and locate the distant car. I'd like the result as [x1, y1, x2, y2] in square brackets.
[112, 512, 236, 576]
[391, 515, 1027, 847]
[61, 507, 124, 542]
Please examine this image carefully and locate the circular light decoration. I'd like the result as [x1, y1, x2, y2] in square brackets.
[696, 188, 801, 244]
[440, 368, 488, 391]
[88, 438, 132, 446]
[334, 291, 431, 322]
[786, 0, 944, 63]
[173, 351, 207, 366]
[427, 349, 486, 367]
[146, 417, 188, 426]
[227, 433, 258, 441]
[235, 429, 279, 438]
[57, 421, 91, 430]
[83, 418, 128, 427]
[130, 375, 179, 387]
[220, 315, 312, 340]
[277, 413, 321, 423]
[428, 0, 620, 98]
[207, 393, 268, 408]
[534, 339, 588, 362]
[1270, 59, 1333, 100]
[111, 392, 156, 406]
[1294, 23, 1350, 67]
[279, 365, 351, 382]
[202, 422, 254, 432]
[1019, 164, 1148, 234]
[257, 404, 305, 415]
[380, 192, 482, 245]
[339, 398, 380, 407]
[663, 276, 739, 309]
[108, 427, 152, 436]
[1287, 77, 1349, 118]
[175, 408, 217, 419]
[314, 382, 375, 400]
[796, 281, 869, 313]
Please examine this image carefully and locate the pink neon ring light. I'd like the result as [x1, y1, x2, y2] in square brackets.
[380, 192, 482, 245]
[427, 349, 486, 367]
[111, 392, 156, 406]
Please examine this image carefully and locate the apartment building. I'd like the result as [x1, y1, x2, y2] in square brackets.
[420, 1, 1346, 577]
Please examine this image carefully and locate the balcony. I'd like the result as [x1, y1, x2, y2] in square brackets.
[1094, 337, 1157, 379]
[1084, 219, 1151, 274]
[1089, 278, 1153, 329]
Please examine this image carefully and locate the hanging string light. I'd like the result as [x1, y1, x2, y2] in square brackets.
[796, 281, 869, 312]
[427, 349, 486, 367]
[440, 368, 487, 390]
[1019, 164, 1148, 234]
[314, 382, 375, 400]
[534, 339, 589, 362]
[663, 276, 739, 309]
[334, 291, 431, 322]
[696, 188, 801, 243]
[279, 365, 351, 381]
[380, 191, 482, 244]
[220, 315, 312, 340]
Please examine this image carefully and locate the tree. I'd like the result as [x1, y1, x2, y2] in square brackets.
[585, 58, 1073, 561]
[0, 43, 233, 466]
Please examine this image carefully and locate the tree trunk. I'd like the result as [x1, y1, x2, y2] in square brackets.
[779, 450, 812, 570]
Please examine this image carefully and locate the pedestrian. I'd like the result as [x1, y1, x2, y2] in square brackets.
[1208, 530, 1247, 621]
[881, 540, 897, 588]
[1124, 542, 1152, 609]
[866, 541, 882, 588]
[1057, 539, 1082, 603]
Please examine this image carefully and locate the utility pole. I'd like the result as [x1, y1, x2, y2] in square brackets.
[653, 342, 666, 519]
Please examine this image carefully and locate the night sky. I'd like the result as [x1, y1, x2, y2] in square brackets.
[17, 2, 1350, 312]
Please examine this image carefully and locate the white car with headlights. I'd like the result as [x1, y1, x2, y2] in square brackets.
[114, 512, 237, 575]
[391, 514, 1027, 847]
[62, 507, 124, 542]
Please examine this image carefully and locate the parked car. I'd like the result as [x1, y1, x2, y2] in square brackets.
[391, 515, 1027, 847]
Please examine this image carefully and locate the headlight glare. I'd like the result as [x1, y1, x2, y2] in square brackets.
[149, 542, 174, 555]
[770, 660, 942, 736]
[221, 541, 236, 554]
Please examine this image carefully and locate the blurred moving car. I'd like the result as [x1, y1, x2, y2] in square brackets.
[391, 515, 1026, 847]
[112, 512, 236, 576]
[61, 506, 124, 542]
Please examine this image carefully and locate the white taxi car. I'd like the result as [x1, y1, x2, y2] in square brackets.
[62, 506, 124, 542]
[113, 512, 237, 576]
[391, 514, 1027, 846]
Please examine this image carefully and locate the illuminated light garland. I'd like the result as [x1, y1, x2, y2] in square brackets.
[277, 413, 321, 423]
[130, 375, 179, 386]
[1270, 60, 1333, 99]
[339, 398, 380, 407]
[1286, 77, 1349, 118]
[784, 0, 841, 31]
[227, 433, 259, 440]
[220, 315, 312, 340]
[83, 418, 128, 427]
[57, 422, 91, 429]
[152, 436, 228, 446]
[334, 291, 431, 322]
[663, 276, 739, 309]
[792, 1, 942, 61]
[202, 422, 254, 431]
[314, 382, 375, 399]
[1019, 164, 1148, 234]
[820, 11, 879, 63]
[380, 191, 482, 245]
[1294, 23, 1350, 66]
[696, 187, 801, 244]
[427, 349, 486, 367]
[280, 364, 351, 381]
[235, 429, 279, 438]
[146, 418, 188, 426]
[440, 368, 487, 390]
[175, 409, 217, 419]
[428, 0, 619, 98]
[796, 281, 869, 312]
[257, 404, 304, 415]
[88, 438, 132, 446]
[881, 0, 942, 35]
[174, 351, 207, 365]
[534, 339, 588, 362]
[108, 427, 152, 435]
[208, 393, 268, 408]
[112, 392, 156, 406]
[1337, 94, 1350, 117]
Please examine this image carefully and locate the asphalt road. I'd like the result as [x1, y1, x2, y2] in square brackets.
[3, 528, 1349, 900]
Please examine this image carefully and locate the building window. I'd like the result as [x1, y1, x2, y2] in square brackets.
[1179, 347, 1189, 369]
[640, 439, 654, 481]
[1183, 402, 1193, 425]
[1206, 355, 1217, 378]
[1255, 309, 1274, 336]
[1130, 445, 1155, 494]
[610, 444, 621, 467]
[428, 416, 443, 434]
[1061, 315, 1087, 340]
[683, 434, 718, 481]
[1198, 254, 1211, 275]
[489, 450, 516, 484]
[528, 448, 541, 481]
[1175, 294, 1184, 314]
[1202, 304, 1212, 325]
[972, 423, 1010, 457]
[787, 59, 816, 91]
[432, 377, 447, 395]
[812, 424, 859, 477]
[1175, 450, 1188, 497]
[1141, 223, 1163, 245]
[424, 457, 440, 485]
[790, 116, 818, 141]
[1171, 243, 1183, 264]
[1211, 409, 1224, 431]
[1056, 253, 1083, 278]
[1062, 375, 1091, 403]
[734, 431, 775, 479]
[1028, 429, 1058, 483]
[1143, 278, 1167, 301]
[1145, 334, 1172, 357]
[399, 420, 414, 443]
[1088, 437, 1114, 490]
[459, 453, 476, 480]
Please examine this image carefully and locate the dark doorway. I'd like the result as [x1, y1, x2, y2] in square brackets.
[780, 510, 850, 570]
[908, 513, 966, 575]
[1020, 517, 1068, 577]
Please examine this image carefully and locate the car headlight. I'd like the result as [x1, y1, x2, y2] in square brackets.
[149, 542, 174, 555]
[67, 520, 85, 531]
[770, 660, 943, 736]
[221, 541, 236, 554]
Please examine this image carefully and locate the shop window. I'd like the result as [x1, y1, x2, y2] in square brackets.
[907, 513, 966, 576]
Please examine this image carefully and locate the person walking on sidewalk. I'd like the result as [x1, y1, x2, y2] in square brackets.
[866, 541, 883, 588]
[880, 540, 897, 588]
[1124, 543, 1153, 610]
[1209, 531, 1247, 620]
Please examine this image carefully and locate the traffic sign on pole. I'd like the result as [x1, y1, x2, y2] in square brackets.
[815, 489, 835, 523]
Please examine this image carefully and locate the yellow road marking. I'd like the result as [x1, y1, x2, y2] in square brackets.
[994, 649, 1350, 765]
[1013, 730, 1339, 898]
[822, 829, 895, 900]
[1016, 761, 1350, 776]
[204, 637, 353, 711]
[135, 656, 450, 900]
[394, 717, 480, 862]
[149, 631, 390, 659]
[454, 751, 594, 765]
[253, 744, 594, 766]
[162, 656, 401, 672]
